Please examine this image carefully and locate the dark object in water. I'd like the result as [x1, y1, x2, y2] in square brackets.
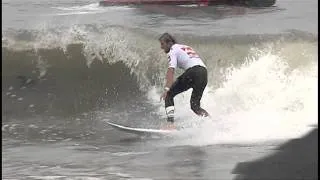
[17, 75, 35, 87]
[232, 128, 318, 180]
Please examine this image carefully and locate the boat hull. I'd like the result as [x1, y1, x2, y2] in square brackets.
[99, 0, 276, 7]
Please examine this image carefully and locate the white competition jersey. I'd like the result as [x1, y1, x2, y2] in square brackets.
[167, 44, 206, 70]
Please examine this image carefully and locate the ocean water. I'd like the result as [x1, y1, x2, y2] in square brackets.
[2, 0, 318, 179]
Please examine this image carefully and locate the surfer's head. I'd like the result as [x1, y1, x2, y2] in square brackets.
[159, 33, 177, 53]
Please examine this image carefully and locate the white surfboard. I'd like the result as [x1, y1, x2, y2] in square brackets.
[107, 122, 176, 136]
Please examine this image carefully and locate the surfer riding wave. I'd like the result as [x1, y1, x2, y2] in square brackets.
[159, 33, 210, 129]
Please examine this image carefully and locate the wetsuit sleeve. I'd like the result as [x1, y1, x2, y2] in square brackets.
[167, 51, 177, 69]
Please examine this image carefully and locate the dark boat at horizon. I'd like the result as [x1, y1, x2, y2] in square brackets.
[99, 0, 276, 7]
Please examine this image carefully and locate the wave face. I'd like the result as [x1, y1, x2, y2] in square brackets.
[2, 26, 159, 118]
[2, 25, 318, 142]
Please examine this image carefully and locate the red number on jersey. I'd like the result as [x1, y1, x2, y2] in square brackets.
[181, 46, 199, 58]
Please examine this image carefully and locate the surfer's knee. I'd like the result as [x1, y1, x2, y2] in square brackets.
[166, 90, 175, 99]
[165, 92, 175, 107]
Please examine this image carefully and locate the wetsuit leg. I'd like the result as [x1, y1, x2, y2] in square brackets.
[165, 71, 193, 122]
[189, 66, 209, 117]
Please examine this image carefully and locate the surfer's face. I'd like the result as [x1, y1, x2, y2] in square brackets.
[160, 40, 171, 53]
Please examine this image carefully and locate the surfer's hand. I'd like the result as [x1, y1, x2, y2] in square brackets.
[160, 91, 168, 101]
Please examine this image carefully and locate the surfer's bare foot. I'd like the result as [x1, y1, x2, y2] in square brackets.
[162, 123, 176, 130]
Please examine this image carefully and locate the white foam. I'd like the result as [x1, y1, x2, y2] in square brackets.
[54, 11, 96, 16]
[112, 151, 150, 156]
[52, 3, 132, 16]
[28, 176, 67, 180]
[53, 3, 102, 11]
[28, 176, 102, 180]
[148, 46, 318, 146]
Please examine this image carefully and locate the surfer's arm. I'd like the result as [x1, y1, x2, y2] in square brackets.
[160, 67, 174, 101]
[165, 67, 175, 90]
[165, 50, 177, 90]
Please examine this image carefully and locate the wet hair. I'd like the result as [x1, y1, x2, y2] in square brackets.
[159, 33, 177, 44]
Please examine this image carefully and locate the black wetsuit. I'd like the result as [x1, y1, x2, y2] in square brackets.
[165, 65, 209, 122]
